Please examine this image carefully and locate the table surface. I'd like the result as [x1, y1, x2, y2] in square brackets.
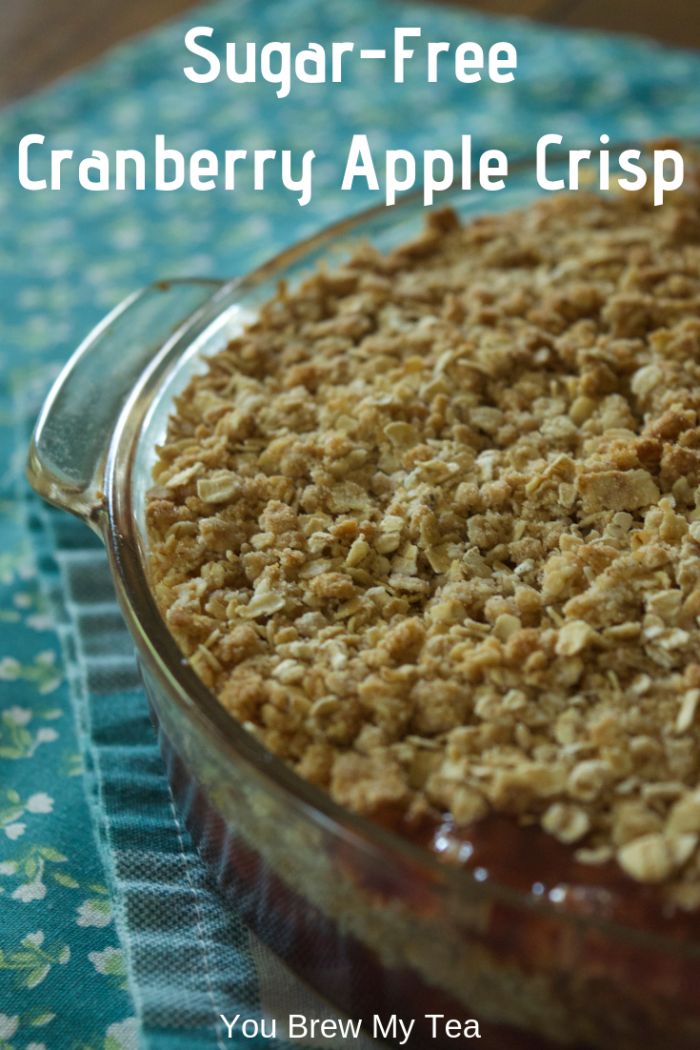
[2, 0, 698, 106]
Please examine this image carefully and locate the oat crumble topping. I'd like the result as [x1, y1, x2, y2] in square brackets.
[147, 176, 700, 903]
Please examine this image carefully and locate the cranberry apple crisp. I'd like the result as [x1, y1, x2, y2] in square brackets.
[147, 176, 700, 908]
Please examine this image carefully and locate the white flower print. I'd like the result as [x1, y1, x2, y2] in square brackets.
[0, 709, 61, 759]
[11, 590, 55, 631]
[77, 897, 112, 927]
[0, 1014, 19, 1040]
[0, 653, 62, 696]
[12, 877, 47, 902]
[23, 930, 44, 947]
[26, 793, 53, 814]
[0, 844, 83, 905]
[88, 946, 121, 974]
[4, 705, 31, 726]
[1, 795, 60, 869]
[89, 949, 127, 986]
[105, 1018, 139, 1050]
[35, 728, 58, 744]
[0, 657, 20, 680]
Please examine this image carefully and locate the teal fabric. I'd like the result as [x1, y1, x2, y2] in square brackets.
[2, 1, 700, 1047]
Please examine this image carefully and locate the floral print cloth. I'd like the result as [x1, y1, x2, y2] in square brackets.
[2, 0, 700, 1047]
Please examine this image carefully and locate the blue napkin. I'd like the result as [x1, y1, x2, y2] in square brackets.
[2, 1, 700, 1047]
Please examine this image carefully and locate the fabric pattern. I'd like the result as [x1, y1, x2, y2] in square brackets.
[2, 0, 700, 1046]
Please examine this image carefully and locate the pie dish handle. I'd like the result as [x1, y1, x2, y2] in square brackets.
[27, 278, 223, 532]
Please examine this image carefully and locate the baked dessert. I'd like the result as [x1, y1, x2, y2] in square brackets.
[147, 170, 700, 917]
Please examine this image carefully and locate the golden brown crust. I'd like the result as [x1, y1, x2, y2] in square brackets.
[148, 177, 700, 903]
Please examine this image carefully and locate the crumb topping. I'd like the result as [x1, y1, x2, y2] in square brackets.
[147, 177, 700, 904]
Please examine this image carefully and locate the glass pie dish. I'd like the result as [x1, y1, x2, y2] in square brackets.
[28, 151, 700, 1050]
